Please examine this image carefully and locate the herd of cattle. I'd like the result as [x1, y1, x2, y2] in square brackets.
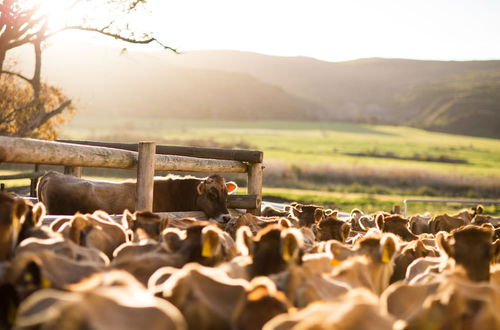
[1, 171, 500, 329]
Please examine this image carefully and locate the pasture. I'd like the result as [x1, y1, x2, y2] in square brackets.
[2, 117, 499, 214]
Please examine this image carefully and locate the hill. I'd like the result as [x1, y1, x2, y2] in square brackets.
[8, 42, 500, 138]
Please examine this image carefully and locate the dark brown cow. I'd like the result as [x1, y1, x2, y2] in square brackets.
[37, 172, 237, 222]
[429, 213, 467, 234]
[390, 239, 438, 283]
[376, 214, 418, 242]
[290, 203, 325, 228]
[438, 225, 500, 282]
[0, 192, 30, 261]
[313, 212, 351, 242]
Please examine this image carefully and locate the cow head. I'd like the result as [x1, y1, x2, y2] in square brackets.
[291, 204, 325, 228]
[0, 192, 29, 261]
[437, 224, 498, 282]
[313, 212, 351, 242]
[376, 214, 418, 242]
[195, 175, 237, 223]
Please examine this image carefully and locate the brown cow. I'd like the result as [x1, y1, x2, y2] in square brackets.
[123, 209, 168, 242]
[14, 284, 187, 330]
[290, 203, 325, 228]
[376, 214, 418, 242]
[330, 233, 399, 295]
[429, 213, 467, 234]
[409, 213, 432, 235]
[264, 289, 397, 330]
[390, 239, 438, 283]
[313, 211, 351, 242]
[38, 172, 237, 222]
[438, 224, 500, 282]
[0, 192, 30, 261]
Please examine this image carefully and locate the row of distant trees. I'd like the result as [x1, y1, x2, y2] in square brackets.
[0, 0, 173, 138]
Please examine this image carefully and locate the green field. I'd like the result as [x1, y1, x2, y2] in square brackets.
[2, 117, 499, 215]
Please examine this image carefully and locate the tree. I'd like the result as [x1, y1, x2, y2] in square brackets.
[0, 0, 174, 138]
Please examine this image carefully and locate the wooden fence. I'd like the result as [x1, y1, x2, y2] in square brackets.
[0, 136, 263, 215]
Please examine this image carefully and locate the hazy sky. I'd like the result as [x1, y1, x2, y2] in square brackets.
[61, 0, 500, 62]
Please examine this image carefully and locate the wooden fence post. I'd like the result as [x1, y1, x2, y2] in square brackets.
[64, 166, 82, 177]
[30, 164, 40, 197]
[247, 162, 264, 215]
[136, 142, 156, 212]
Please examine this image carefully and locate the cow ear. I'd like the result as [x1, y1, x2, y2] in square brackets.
[11, 198, 27, 231]
[380, 234, 398, 263]
[436, 231, 454, 257]
[325, 209, 334, 216]
[491, 239, 500, 265]
[197, 182, 206, 195]
[201, 227, 220, 258]
[291, 206, 301, 219]
[69, 214, 89, 245]
[160, 215, 169, 232]
[476, 204, 484, 214]
[341, 223, 351, 243]
[314, 208, 325, 223]
[122, 209, 135, 230]
[32, 202, 46, 226]
[236, 226, 254, 256]
[281, 229, 303, 263]
[375, 213, 385, 231]
[226, 181, 238, 194]
[0, 283, 19, 328]
[278, 218, 291, 228]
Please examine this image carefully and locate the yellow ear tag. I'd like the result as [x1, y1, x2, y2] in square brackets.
[41, 277, 52, 288]
[283, 247, 292, 262]
[382, 248, 391, 263]
[23, 273, 33, 283]
[330, 258, 342, 266]
[202, 237, 214, 258]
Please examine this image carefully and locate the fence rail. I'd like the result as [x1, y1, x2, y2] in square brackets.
[403, 198, 500, 216]
[0, 136, 263, 215]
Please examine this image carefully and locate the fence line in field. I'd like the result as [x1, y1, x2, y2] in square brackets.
[403, 198, 500, 216]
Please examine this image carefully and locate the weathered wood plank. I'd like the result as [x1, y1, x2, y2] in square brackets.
[227, 194, 259, 209]
[57, 139, 263, 163]
[0, 136, 247, 173]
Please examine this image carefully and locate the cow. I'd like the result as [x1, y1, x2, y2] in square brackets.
[437, 224, 500, 282]
[289, 203, 325, 228]
[390, 238, 438, 283]
[429, 213, 468, 234]
[37, 171, 237, 222]
[0, 192, 30, 261]
[376, 214, 418, 242]
[313, 211, 351, 242]
[329, 233, 399, 295]
[409, 213, 432, 235]
[13, 284, 187, 330]
[264, 289, 398, 330]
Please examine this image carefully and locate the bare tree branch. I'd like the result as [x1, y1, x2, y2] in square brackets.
[0, 70, 32, 83]
[47, 25, 178, 52]
[15, 100, 72, 136]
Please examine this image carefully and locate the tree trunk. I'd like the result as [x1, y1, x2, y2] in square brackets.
[0, 49, 6, 78]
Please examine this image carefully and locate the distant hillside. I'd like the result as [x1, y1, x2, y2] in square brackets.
[397, 72, 500, 138]
[8, 42, 500, 138]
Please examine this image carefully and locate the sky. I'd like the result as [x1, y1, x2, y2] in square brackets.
[53, 0, 500, 62]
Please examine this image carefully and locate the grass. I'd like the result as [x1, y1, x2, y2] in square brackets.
[2, 117, 499, 216]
